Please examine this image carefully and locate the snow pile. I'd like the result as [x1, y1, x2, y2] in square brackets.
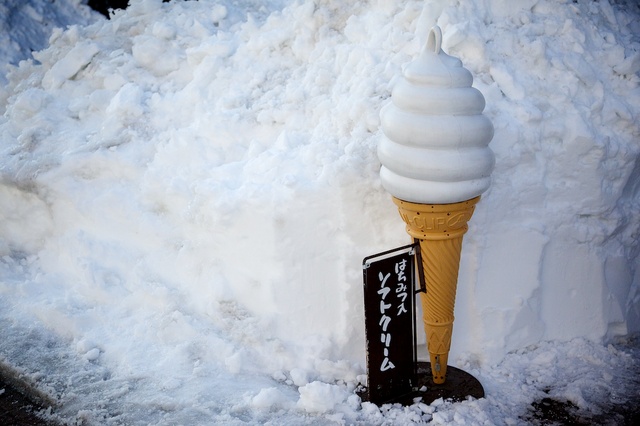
[0, 0, 98, 85]
[0, 0, 639, 424]
[424, 0, 640, 363]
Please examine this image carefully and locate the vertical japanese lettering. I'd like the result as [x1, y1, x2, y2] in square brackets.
[378, 270, 395, 371]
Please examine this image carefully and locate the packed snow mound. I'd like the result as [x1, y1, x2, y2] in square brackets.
[0, 0, 639, 423]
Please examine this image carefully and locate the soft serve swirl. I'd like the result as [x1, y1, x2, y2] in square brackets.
[378, 26, 494, 204]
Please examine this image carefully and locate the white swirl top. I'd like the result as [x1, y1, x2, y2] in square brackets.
[378, 26, 494, 204]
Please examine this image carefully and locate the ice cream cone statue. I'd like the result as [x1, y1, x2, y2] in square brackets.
[378, 26, 494, 384]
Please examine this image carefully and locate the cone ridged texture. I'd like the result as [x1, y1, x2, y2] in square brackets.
[393, 196, 479, 384]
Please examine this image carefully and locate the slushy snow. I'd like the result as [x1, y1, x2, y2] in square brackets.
[0, 0, 639, 424]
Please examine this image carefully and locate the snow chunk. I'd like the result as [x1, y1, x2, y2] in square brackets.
[297, 381, 350, 413]
[250, 387, 295, 410]
[42, 41, 100, 90]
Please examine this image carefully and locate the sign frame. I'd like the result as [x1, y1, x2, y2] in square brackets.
[362, 242, 425, 405]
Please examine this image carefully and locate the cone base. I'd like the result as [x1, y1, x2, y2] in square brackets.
[356, 362, 484, 406]
[429, 352, 449, 384]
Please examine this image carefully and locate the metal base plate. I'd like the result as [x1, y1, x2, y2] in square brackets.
[412, 361, 485, 404]
[358, 362, 484, 406]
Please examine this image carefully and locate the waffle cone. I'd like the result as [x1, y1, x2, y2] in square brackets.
[393, 196, 479, 384]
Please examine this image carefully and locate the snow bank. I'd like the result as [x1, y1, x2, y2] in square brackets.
[431, 0, 640, 362]
[0, 0, 639, 423]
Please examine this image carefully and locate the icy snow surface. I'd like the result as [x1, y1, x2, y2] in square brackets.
[0, 0, 639, 424]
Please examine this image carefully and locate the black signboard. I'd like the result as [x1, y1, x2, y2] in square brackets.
[362, 243, 422, 405]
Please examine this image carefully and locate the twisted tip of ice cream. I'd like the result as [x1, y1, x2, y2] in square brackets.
[378, 26, 495, 204]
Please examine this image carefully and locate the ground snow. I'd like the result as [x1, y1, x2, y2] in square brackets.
[0, 0, 639, 424]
